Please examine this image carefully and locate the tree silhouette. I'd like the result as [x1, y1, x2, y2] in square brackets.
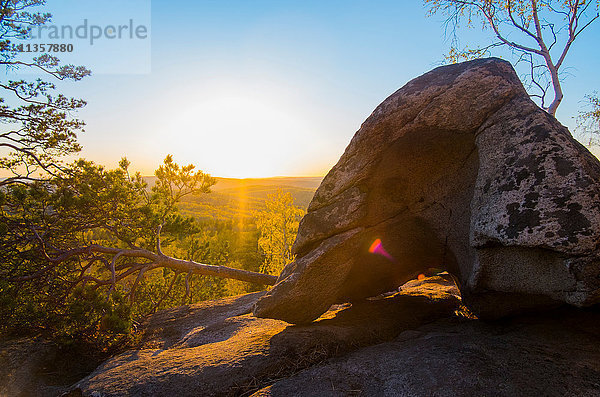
[0, 0, 91, 187]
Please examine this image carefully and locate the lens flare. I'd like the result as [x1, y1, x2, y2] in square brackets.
[368, 238, 395, 262]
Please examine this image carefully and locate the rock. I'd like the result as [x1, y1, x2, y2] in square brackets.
[253, 57, 600, 323]
[0, 336, 110, 397]
[251, 307, 600, 397]
[0, 337, 66, 396]
[38, 279, 599, 397]
[69, 280, 459, 397]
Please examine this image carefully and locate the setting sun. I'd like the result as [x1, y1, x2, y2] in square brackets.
[169, 93, 314, 178]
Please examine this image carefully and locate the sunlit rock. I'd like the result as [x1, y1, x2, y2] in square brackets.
[253, 57, 600, 323]
[67, 281, 459, 396]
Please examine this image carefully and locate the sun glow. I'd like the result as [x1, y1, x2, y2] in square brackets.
[166, 92, 322, 178]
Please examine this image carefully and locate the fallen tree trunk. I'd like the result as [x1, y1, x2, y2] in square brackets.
[11, 244, 278, 287]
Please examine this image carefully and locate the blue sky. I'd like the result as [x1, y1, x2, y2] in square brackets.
[20, 0, 600, 177]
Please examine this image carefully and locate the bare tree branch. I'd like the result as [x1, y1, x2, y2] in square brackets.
[427, 0, 600, 115]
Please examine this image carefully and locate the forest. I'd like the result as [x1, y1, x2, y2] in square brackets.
[0, 154, 315, 351]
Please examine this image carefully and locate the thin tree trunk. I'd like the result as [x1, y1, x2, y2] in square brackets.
[547, 68, 563, 116]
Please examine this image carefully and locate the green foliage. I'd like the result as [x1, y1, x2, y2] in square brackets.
[65, 287, 133, 336]
[0, 156, 215, 338]
[152, 154, 216, 222]
[255, 189, 305, 275]
[0, 280, 134, 352]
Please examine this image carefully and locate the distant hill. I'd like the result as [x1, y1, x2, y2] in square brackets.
[211, 177, 323, 192]
[143, 176, 322, 191]
[143, 176, 323, 221]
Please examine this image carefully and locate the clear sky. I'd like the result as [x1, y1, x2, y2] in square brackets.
[17, 0, 600, 178]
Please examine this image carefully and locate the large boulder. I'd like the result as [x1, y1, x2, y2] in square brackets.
[253, 57, 600, 323]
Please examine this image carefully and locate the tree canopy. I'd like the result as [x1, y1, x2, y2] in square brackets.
[255, 189, 305, 275]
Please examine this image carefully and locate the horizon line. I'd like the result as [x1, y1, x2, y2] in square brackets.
[140, 175, 326, 180]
